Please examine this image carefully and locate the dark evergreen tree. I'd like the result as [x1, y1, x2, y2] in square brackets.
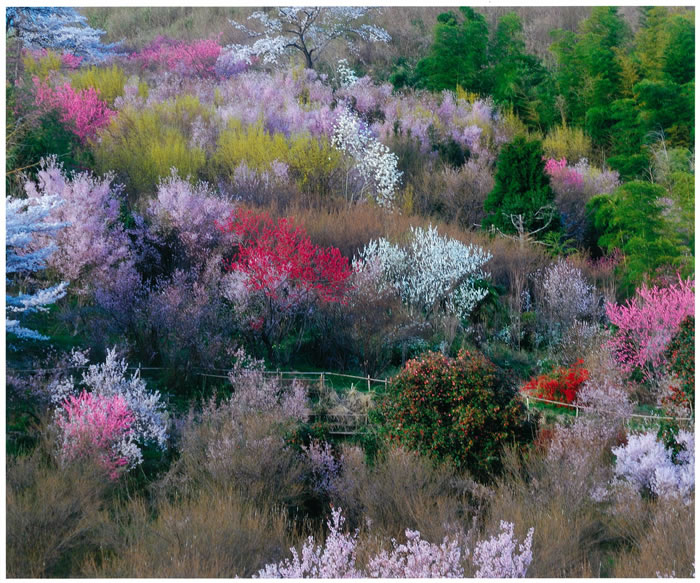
[482, 136, 560, 238]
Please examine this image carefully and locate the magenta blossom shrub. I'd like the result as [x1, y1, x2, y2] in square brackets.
[33, 77, 115, 141]
[55, 390, 138, 480]
[129, 36, 222, 77]
[605, 276, 695, 379]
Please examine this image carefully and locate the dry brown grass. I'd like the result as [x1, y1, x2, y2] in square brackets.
[331, 445, 486, 544]
[82, 486, 292, 577]
[6, 447, 115, 577]
[483, 447, 619, 577]
[610, 495, 695, 577]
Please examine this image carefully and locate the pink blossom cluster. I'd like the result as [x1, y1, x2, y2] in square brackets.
[129, 36, 222, 77]
[605, 276, 695, 378]
[472, 521, 534, 578]
[544, 157, 584, 193]
[258, 507, 534, 578]
[55, 390, 136, 480]
[33, 77, 115, 141]
[24, 157, 140, 299]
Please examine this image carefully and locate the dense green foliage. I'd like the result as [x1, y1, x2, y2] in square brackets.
[587, 181, 692, 290]
[665, 316, 695, 414]
[373, 350, 532, 480]
[483, 136, 560, 238]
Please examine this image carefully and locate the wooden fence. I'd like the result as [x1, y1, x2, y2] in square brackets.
[8, 365, 692, 433]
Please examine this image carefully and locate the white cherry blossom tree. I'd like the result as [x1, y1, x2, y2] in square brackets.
[227, 7, 390, 69]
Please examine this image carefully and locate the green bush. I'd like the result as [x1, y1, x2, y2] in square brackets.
[94, 103, 206, 197]
[70, 64, 128, 105]
[373, 349, 533, 480]
[483, 136, 560, 238]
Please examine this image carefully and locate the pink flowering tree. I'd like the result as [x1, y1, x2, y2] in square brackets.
[33, 77, 115, 141]
[23, 157, 142, 319]
[129, 36, 222, 77]
[605, 276, 695, 381]
[472, 521, 534, 578]
[54, 390, 138, 480]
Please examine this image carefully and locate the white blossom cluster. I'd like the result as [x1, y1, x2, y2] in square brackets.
[258, 506, 534, 578]
[472, 521, 534, 578]
[336, 59, 358, 87]
[50, 348, 168, 450]
[355, 225, 491, 321]
[539, 259, 599, 325]
[7, 7, 120, 62]
[227, 7, 390, 67]
[612, 430, 694, 504]
[332, 107, 402, 208]
[6, 194, 69, 341]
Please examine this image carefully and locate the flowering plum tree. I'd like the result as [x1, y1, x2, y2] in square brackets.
[332, 107, 402, 208]
[6, 193, 68, 341]
[7, 7, 119, 80]
[33, 78, 115, 142]
[472, 521, 534, 578]
[23, 157, 137, 297]
[612, 430, 694, 503]
[218, 209, 352, 356]
[258, 506, 534, 578]
[355, 225, 491, 322]
[55, 390, 138, 480]
[605, 276, 694, 380]
[50, 348, 168, 452]
[129, 36, 222, 77]
[227, 7, 390, 69]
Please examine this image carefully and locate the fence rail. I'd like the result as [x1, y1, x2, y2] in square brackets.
[8, 365, 691, 429]
[523, 394, 692, 423]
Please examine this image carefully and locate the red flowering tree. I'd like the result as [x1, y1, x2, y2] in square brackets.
[372, 350, 532, 480]
[521, 360, 589, 406]
[217, 209, 352, 358]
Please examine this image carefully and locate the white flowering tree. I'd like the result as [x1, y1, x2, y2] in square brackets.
[6, 7, 120, 78]
[332, 107, 402, 208]
[227, 7, 390, 69]
[6, 195, 68, 341]
[355, 225, 492, 321]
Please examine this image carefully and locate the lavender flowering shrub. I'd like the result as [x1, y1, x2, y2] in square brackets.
[612, 430, 694, 504]
[472, 521, 534, 578]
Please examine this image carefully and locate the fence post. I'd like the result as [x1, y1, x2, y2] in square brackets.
[367, 375, 371, 392]
[575, 405, 579, 417]
[321, 372, 325, 392]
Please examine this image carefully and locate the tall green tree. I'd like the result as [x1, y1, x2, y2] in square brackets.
[483, 136, 560, 239]
[413, 7, 489, 93]
[587, 181, 692, 290]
